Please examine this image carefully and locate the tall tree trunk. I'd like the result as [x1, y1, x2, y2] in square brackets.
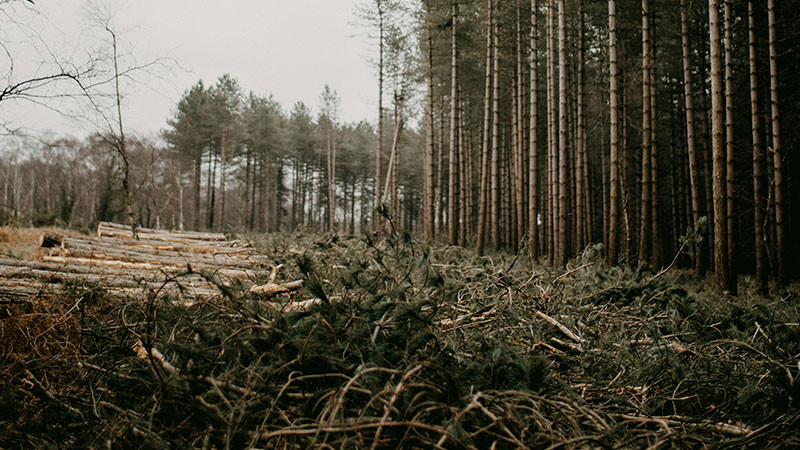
[638, 0, 653, 265]
[477, 0, 493, 255]
[748, 0, 768, 292]
[215, 127, 227, 233]
[709, 0, 733, 292]
[575, 0, 586, 250]
[681, 0, 705, 274]
[767, 0, 785, 288]
[556, 0, 568, 267]
[700, 30, 715, 271]
[207, 149, 217, 231]
[515, 0, 525, 249]
[375, 4, 385, 231]
[608, 0, 620, 265]
[424, 3, 435, 241]
[448, 2, 459, 245]
[723, 0, 735, 276]
[436, 101, 445, 236]
[245, 149, 252, 230]
[649, 15, 662, 268]
[547, 0, 556, 263]
[458, 97, 467, 246]
[512, 68, 521, 250]
[193, 155, 201, 231]
[330, 125, 337, 232]
[490, 15, 501, 251]
[529, 0, 539, 261]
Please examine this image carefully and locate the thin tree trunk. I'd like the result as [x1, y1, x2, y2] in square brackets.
[556, 0, 568, 267]
[748, 0, 768, 292]
[723, 0, 735, 275]
[477, 0, 493, 255]
[709, 0, 733, 292]
[767, 0, 785, 288]
[608, 0, 620, 265]
[547, 0, 556, 263]
[448, 2, 459, 245]
[193, 155, 201, 231]
[681, 0, 705, 274]
[436, 101, 445, 237]
[375, 5, 385, 231]
[424, 3, 435, 241]
[490, 15, 501, 251]
[650, 15, 662, 268]
[215, 127, 227, 233]
[638, 0, 653, 265]
[528, 0, 539, 261]
[515, 0, 525, 248]
[512, 67, 521, 250]
[576, 0, 586, 250]
[459, 97, 467, 246]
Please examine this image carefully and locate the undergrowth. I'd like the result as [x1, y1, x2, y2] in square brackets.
[1, 231, 798, 448]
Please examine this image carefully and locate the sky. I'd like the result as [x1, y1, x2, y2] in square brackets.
[1, 0, 379, 138]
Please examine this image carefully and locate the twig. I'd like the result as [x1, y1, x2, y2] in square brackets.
[535, 310, 585, 345]
[371, 365, 423, 450]
[133, 340, 253, 396]
[650, 240, 688, 281]
[23, 368, 83, 416]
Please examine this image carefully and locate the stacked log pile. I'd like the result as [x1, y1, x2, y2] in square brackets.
[0, 222, 269, 301]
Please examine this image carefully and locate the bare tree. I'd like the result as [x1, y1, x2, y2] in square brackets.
[0, 1, 98, 134]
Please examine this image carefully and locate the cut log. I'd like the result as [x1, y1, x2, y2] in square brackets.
[57, 241, 265, 269]
[0, 260, 222, 295]
[41, 256, 254, 280]
[38, 232, 64, 248]
[97, 222, 228, 242]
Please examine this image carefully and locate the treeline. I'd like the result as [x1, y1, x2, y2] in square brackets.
[162, 75, 423, 234]
[2, 0, 798, 294]
[404, 0, 799, 292]
[0, 75, 424, 235]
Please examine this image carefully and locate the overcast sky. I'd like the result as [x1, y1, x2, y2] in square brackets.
[2, 0, 379, 138]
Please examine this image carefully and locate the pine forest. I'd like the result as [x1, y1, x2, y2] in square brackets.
[1, 0, 799, 447]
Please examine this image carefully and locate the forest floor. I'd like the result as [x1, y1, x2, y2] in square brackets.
[1, 227, 798, 448]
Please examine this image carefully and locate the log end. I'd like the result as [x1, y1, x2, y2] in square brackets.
[39, 232, 63, 248]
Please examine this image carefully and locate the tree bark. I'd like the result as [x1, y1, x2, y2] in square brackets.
[767, 0, 785, 288]
[608, 0, 620, 265]
[709, 0, 733, 292]
[477, 0, 493, 255]
[375, 3, 385, 231]
[556, 0, 568, 267]
[638, 0, 653, 266]
[681, 0, 705, 275]
[723, 0, 735, 275]
[448, 2, 459, 245]
[490, 15, 501, 251]
[529, 0, 539, 261]
[424, 3, 435, 241]
[575, 0, 586, 250]
[748, 0, 768, 292]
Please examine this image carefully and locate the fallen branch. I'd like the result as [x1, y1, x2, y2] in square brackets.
[535, 310, 585, 345]
[133, 340, 253, 396]
[248, 265, 303, 296]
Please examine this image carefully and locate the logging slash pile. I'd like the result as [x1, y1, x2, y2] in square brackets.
[1, 228, 799, 448]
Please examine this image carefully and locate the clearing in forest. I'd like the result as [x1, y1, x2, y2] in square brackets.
[0, 228, 798, 448]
